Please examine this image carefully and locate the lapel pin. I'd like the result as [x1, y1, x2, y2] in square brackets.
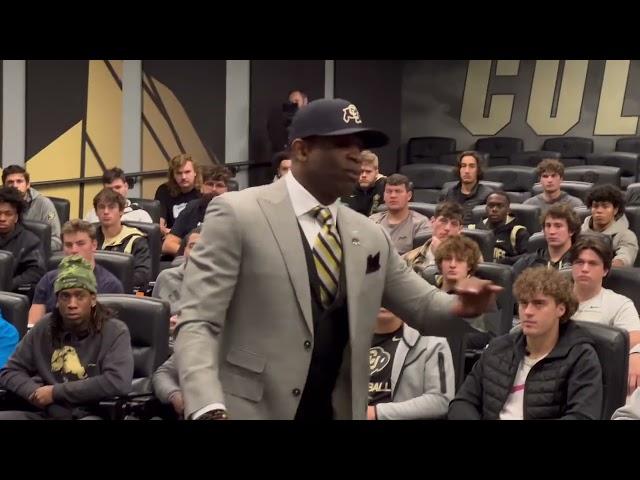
[352, 231, 360, 246]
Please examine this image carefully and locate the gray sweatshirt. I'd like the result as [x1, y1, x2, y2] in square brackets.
[581, 214, 639, 266]
[523, 191, 584, 217]
[24, 188, 62, 251]
[0, 313, 133, 410]
[369, 210, 431, 255]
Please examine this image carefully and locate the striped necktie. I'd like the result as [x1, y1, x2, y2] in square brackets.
[311, 206, 342, 309]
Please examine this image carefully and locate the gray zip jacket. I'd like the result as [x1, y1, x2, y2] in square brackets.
[24, 187, 62, 251]
[375, 324, 455, 420]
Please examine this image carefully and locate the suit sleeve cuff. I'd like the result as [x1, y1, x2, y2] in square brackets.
[191, 403, 227, 420]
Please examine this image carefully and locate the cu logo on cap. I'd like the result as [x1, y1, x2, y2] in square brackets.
[342, 104, 362, 124]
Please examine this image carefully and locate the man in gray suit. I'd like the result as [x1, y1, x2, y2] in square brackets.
[174, 98, 500, 420]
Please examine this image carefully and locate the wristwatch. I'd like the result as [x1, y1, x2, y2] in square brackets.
[196, 409, 229, 420]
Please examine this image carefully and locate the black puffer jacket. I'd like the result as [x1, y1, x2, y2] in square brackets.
[448, 322, 603, 420]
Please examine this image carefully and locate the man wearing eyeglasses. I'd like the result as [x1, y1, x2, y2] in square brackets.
[403, 202, 466, 273]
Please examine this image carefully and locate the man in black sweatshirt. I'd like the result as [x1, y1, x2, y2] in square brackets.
[0, 255, 133, 419]
[0, 186, 45, 293]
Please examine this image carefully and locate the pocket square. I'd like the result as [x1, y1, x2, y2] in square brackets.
[366, 252, 381, 274]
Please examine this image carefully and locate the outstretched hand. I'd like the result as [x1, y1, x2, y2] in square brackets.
[451, 276, 503, 318]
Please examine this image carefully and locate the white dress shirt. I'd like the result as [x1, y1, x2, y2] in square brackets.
[284, 171, 340, 247]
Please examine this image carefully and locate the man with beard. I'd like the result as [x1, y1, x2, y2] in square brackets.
[342, 150, 386, 216]
[161, 165, 231, 257]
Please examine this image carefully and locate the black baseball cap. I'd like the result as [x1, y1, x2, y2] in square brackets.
[288, 98, 389, 149]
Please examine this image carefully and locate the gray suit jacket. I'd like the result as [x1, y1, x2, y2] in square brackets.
[174, 178, 461, 420]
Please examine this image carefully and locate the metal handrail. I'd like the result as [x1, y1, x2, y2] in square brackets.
[29, 161, 271, 189]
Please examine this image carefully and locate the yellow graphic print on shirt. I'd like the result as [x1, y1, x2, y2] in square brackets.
[51, 346, 87, 380]
[369, 347, 391, 375]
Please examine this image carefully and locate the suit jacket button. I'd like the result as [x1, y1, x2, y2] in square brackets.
[292, 388, 301, 396]
[304, 340, 311, 350]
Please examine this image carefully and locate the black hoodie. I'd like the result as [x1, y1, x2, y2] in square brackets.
[0, 223, 45, 292]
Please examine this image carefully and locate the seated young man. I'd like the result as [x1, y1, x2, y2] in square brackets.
[513, 203, 581, 279]
[369, 173, 430, 255]
[468, 191, 530, 265]
[570, 235, 640, 393]
[161, 165, 230, 257]
[94, 187, 152, 292]
[524, 158, 584, 216]
[439, 151, 494, 225]
[0, 256, 133, 420]
[84, 167, 153, 224]
[433, 235, 495, 349]
[0, 186, 46, 293]
[367, 307, 454, 420]
[3, 164, 62, 251]
[403, 201, 464, 273]
[154, 154, 201, 236]
[581, 184, 638, 267]
[448, 267, 603, 420]
[29, 219, 124, 326]
[342, 150, 386, 216]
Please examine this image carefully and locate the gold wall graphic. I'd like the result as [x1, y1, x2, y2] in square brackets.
[24, 60, 217, 218]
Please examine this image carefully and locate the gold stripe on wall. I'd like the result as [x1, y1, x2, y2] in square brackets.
[27, 60, 220, 217]
[27, 121, 83, 218]
[85, 60, 123, 176]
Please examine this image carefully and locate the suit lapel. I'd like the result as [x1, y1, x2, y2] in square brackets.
[257, 181, 313, 335]
[337, 205, 367, 340]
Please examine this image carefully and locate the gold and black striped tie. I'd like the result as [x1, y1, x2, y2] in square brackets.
[311, 206, 342, 309]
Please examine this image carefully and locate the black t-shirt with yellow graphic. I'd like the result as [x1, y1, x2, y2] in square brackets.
[368, 326, 403, 405]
